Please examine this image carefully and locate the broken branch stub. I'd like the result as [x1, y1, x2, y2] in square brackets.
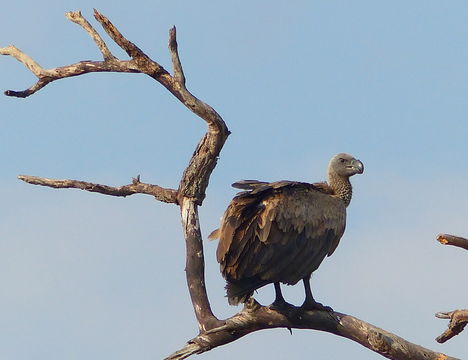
[437, 234, 468, 251]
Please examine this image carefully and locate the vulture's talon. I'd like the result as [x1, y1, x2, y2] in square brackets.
[301, 300, 333, 312]
[270, 299, 295, 312]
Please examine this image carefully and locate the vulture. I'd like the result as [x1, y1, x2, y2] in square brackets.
[209, 153, 363, 310]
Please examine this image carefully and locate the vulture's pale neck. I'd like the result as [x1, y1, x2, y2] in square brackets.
[327, 171, 352, 207]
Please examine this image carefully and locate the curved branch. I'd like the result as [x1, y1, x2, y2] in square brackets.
[2, 9, 228, 331]
[0, 10, 141, 97]
[437, 234, 468, 251]
[168, 25, 228, 330]
[167, 300, 458, 360]
[18, 175, 178, 203]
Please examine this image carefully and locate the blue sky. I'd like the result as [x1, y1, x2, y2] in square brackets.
[1, 1, 467, 359]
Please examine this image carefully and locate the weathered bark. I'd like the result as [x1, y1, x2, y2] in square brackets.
[17, 175, 178, 203]
[167, 299, 458, 360]
[435, 234, 467, 344]
[436, 310, 468, 343]
[1, 10, 459, 360]
[2, 9, 227, 330]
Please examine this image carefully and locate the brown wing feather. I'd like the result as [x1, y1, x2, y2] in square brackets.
[215, 181, 346, 302]
[231, 180, 269, 190]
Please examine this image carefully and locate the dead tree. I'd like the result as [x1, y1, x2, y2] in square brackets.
[435, 234, 468, 344]
[1, 10, 460, 360]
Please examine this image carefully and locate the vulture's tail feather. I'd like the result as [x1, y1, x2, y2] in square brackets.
[208, 228, 220, 240]
[225, 278, 269, 305]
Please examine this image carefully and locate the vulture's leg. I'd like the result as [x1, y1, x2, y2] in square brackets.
[301, 276, 333, 312]
[271, 282, 292, 310]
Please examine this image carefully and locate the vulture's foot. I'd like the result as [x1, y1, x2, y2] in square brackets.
[300, 299, 333, 312]
[270, 282, 294, 311]
[270, 299, 295, 312]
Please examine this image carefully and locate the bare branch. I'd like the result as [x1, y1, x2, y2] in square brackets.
[0, 45, 45, 76]
[3, 10, 228, 331]
[0, 10, 161, 98]
[91, 10, 229, 134]
[65, 11, 116, 61]
[167, 300, 459, 360]
[437, 234, 468, 251]
[18, 175, 178, 204]
[436, 310, 468, 343]
[0, 10, 227, 140]
[434, 234, 468, 345]
[169, 26, 186, 86]
[93, 9, 152, 62]
[180, 197, 222, 331]
[4, 77, 50, 98]
[0, 44, 139, 97]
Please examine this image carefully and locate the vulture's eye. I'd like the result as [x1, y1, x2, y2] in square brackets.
[339, 158, 345, 163]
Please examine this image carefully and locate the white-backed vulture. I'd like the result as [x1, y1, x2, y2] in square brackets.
[209, 153, 364, 310]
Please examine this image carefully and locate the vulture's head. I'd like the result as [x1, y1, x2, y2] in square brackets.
[328, 153, 364, 178]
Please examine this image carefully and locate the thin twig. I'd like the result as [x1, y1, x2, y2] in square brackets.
[93, 9, 154, 63]
[169, 26, 186, 86]
[0, 45, 45, 77]
[0, 45, 139, 97]
[65, 11, 116, 61]
[18, 175, 178, 204]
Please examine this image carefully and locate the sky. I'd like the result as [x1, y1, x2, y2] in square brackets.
[1, 1, 467, 359]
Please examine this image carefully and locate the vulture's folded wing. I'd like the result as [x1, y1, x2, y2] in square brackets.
[216, 181, 347, 285]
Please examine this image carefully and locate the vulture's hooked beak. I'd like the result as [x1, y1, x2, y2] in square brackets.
[351, 159, 364, 174]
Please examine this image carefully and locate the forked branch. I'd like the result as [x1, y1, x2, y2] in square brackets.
[0, 11, 139, 97]
[436, 310, 468, 343]
[2, 9, 228, 331]
[18, 175, 178, 203]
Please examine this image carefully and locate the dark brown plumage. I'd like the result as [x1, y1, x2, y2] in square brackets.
[209, 153, 364, 309]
